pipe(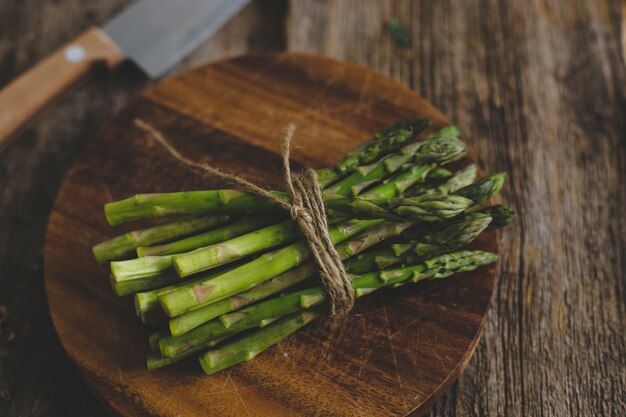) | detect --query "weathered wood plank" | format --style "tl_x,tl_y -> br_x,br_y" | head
287,1 -> 626,416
